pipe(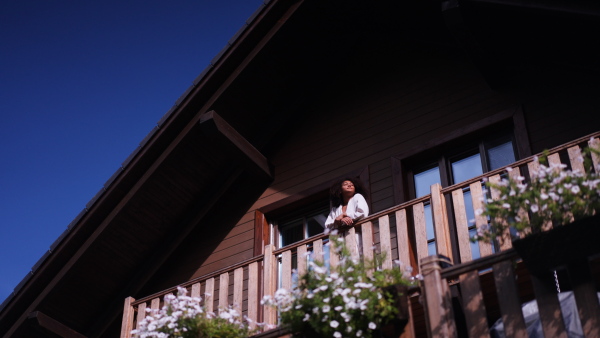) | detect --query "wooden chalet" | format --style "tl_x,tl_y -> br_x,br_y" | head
1,0 -> 600,337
